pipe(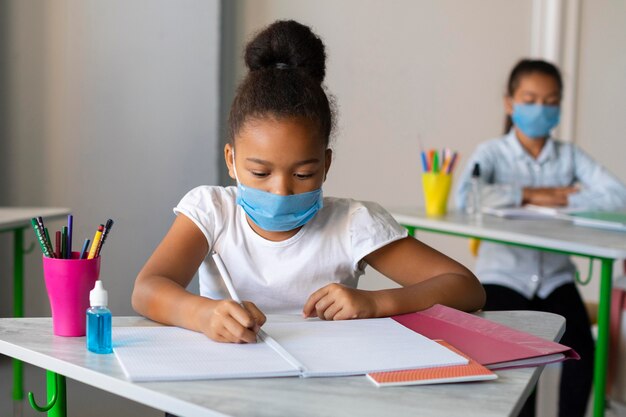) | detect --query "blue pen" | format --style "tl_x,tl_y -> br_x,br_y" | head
67,214 -> 73,258
80,239 -> 91,260
420,151 -> 429,172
